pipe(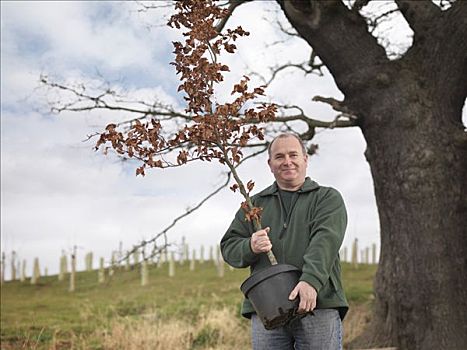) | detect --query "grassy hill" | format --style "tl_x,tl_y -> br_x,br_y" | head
1,261 -> 377,349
